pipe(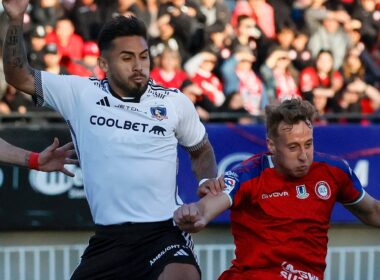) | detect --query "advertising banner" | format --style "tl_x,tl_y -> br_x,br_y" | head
0,123 -> 379,229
